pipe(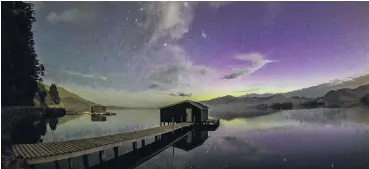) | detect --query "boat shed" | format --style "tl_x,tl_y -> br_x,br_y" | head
160,100 -> 209,124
